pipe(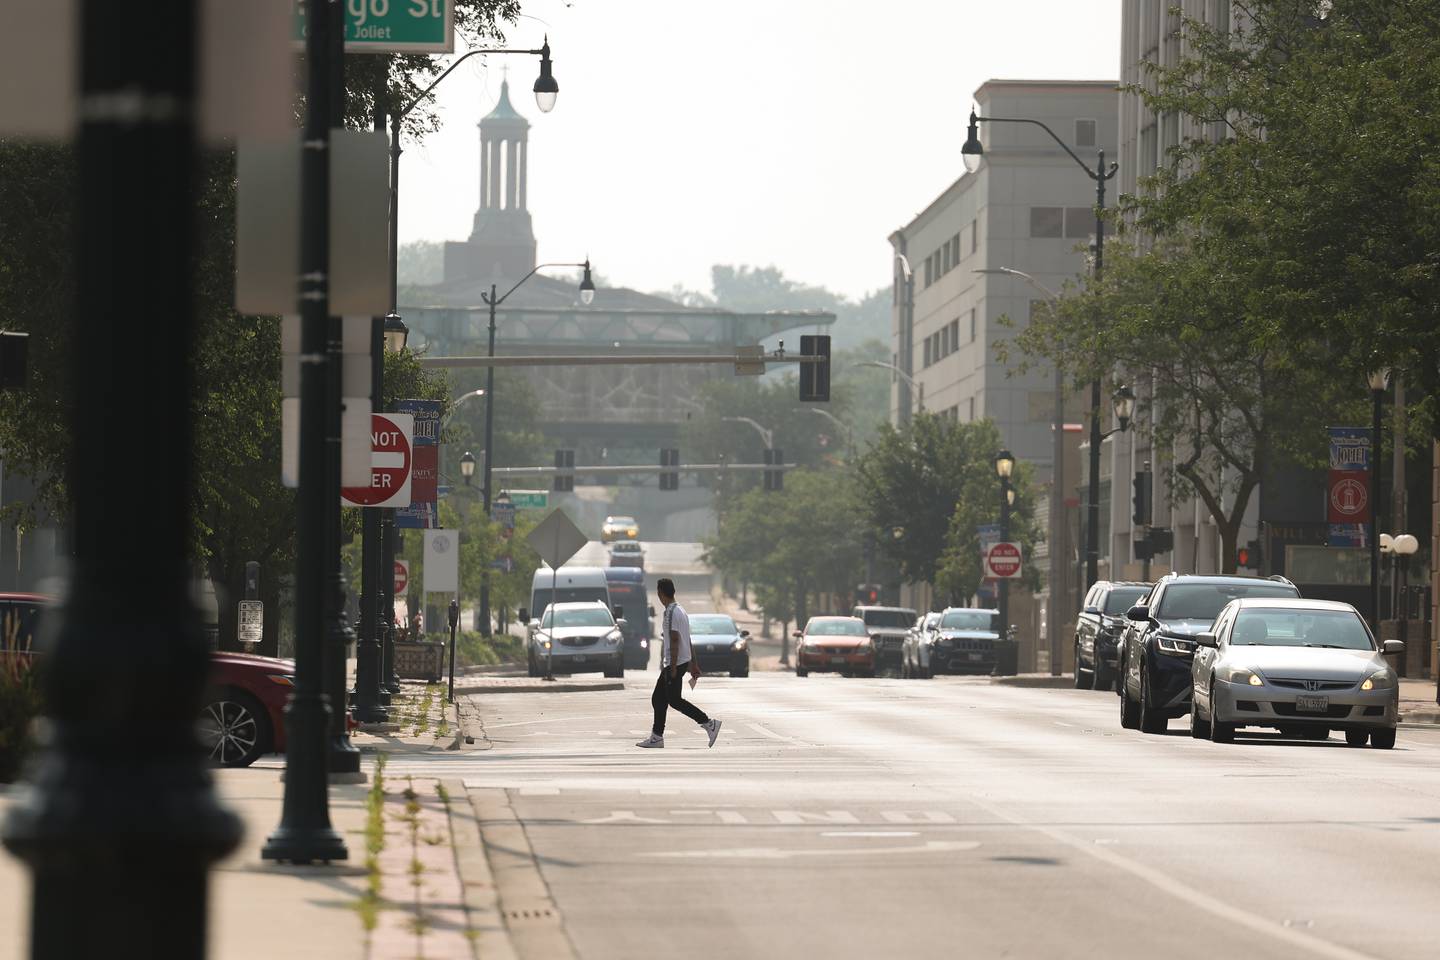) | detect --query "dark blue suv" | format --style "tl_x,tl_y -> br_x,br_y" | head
1118,574 -> 1299,734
